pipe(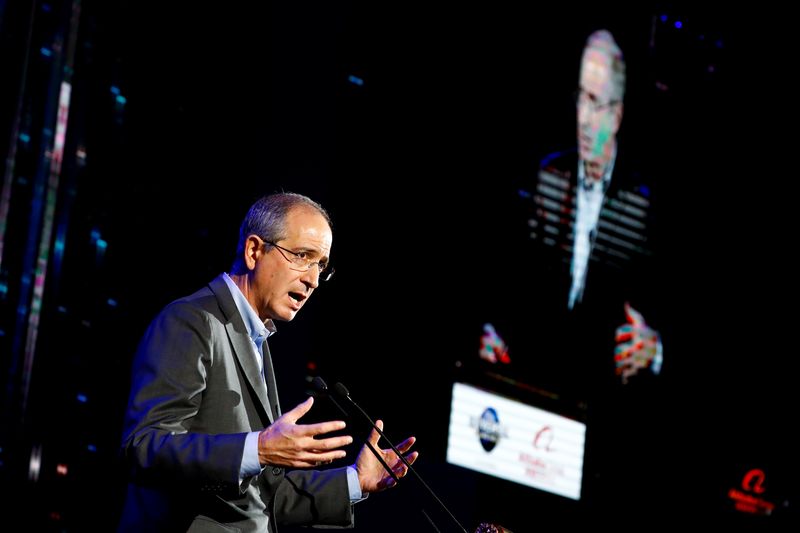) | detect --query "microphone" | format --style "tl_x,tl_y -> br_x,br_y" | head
333,381 -> 468,533
311,377 -> 398,484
